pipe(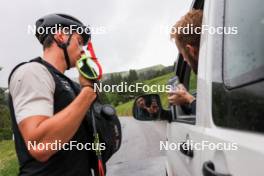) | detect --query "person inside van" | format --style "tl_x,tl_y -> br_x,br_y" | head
168,9 -> 203,115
